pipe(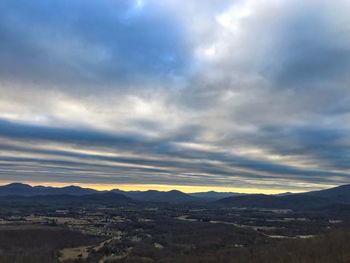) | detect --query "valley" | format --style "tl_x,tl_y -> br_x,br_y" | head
0,183 -> 350,262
